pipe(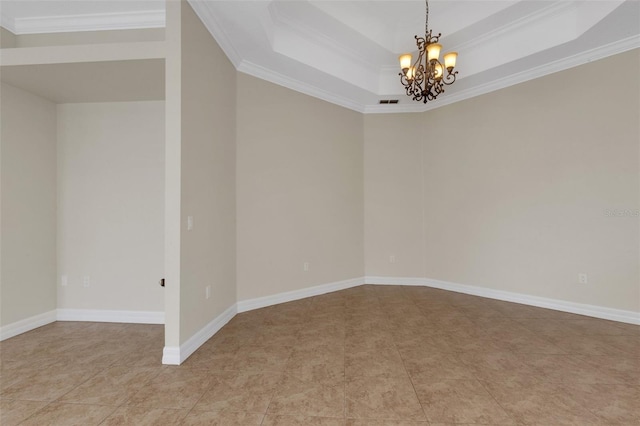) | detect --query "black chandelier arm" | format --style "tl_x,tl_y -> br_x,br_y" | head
442,70 -> 458,86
